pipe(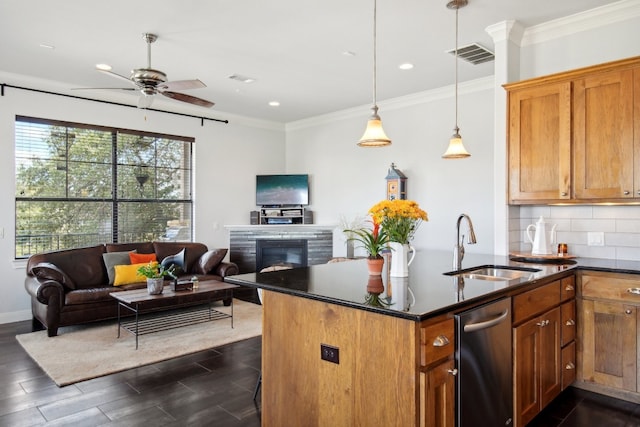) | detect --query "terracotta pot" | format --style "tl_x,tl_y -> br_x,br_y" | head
367,257 -> 384,276
366,275 -> 384,294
